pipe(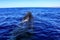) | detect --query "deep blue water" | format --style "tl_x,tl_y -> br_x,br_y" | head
0,8 -> 60,40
